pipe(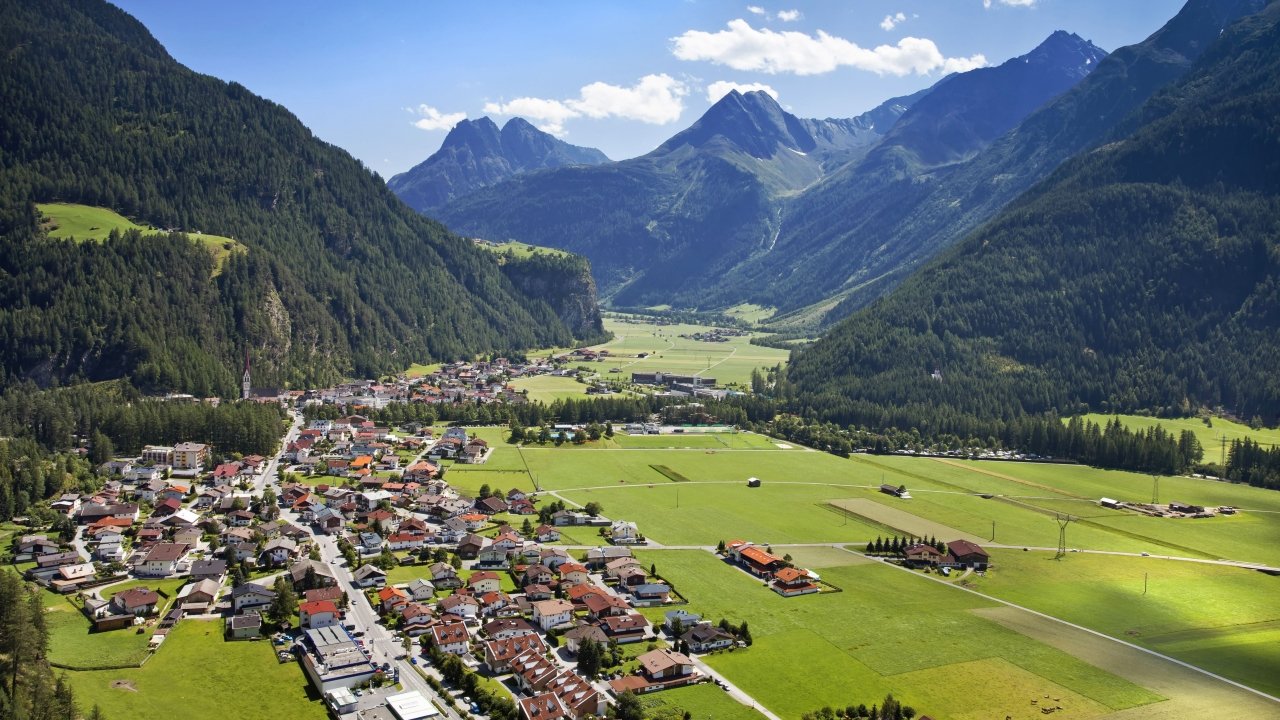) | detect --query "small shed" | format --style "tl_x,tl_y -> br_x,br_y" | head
746,477 -> 761,488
